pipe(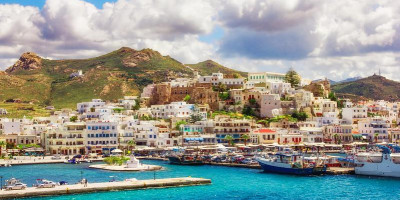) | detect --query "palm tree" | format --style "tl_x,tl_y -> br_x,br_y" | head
0,141 -> 5,156
333,134 -> 338,144
241,134 -> 250,146
127,140 -> 136,155
224,135 -> 234,146
374,133 -> 379,143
